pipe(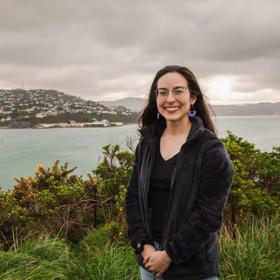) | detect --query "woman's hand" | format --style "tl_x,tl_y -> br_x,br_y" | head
144,250 -> 172,277
141,244 -> 156,259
